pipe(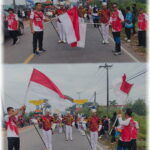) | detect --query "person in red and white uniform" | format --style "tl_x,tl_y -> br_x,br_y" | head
30,3 -> 50,55
100,2 -> 110,44
4,105 -> 26,150
110,3 -> 124,56
6,8 -> 19,45
117,108 -> 136,150
137,8 -> 147,48
88,109 -> 100,150
55,2 -> 67,43
38,109 -> 54,150
64,111 -> 74,141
